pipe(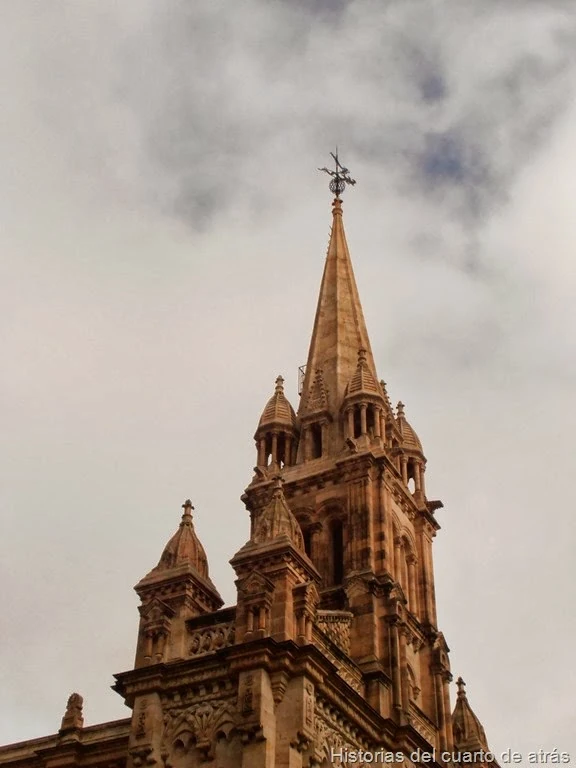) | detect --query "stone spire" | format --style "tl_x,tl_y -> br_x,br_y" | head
251,476 -> 304,551
298,198 -> 378,415
396,400 -> 423,454
452,677 -> 489,752
153,500 -> 211,581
